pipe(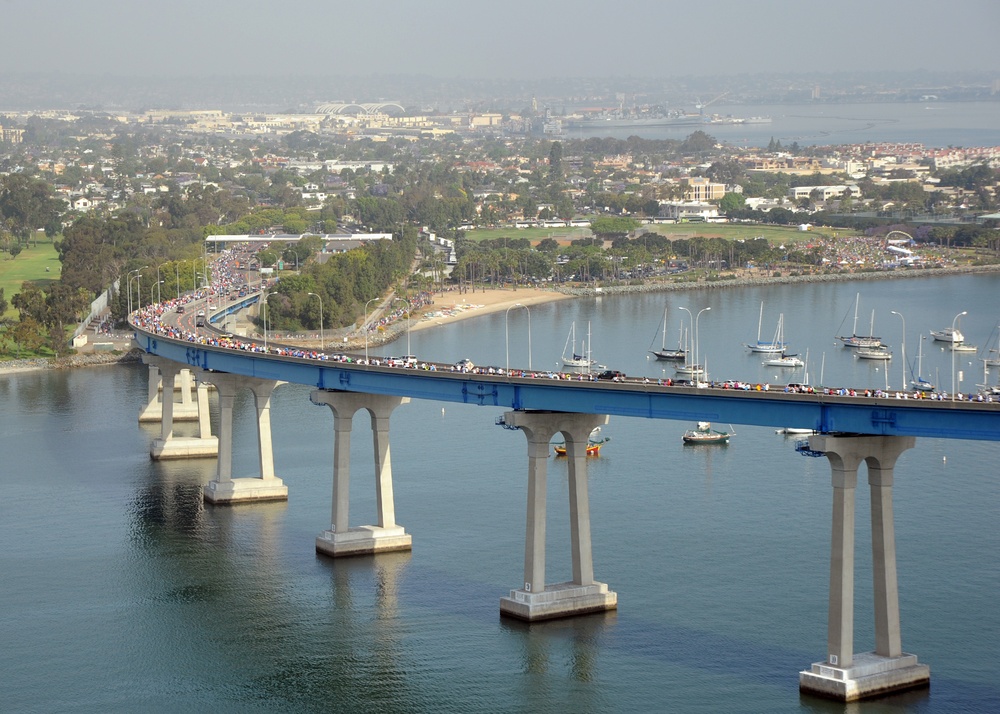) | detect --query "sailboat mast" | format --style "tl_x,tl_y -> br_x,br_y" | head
757,301 -> 764,343
852,292 -> 860,336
